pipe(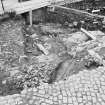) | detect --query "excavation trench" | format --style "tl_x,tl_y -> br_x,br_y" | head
0,7 -> 104,96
